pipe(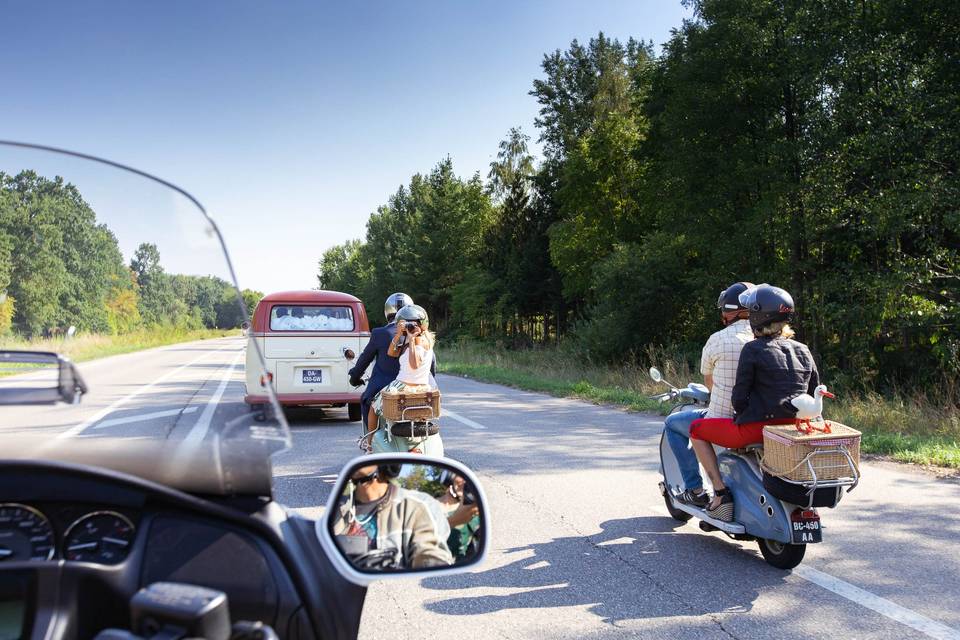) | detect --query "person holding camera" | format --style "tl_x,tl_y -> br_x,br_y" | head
363,304 -> 444,455
437,470 -> 481,561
